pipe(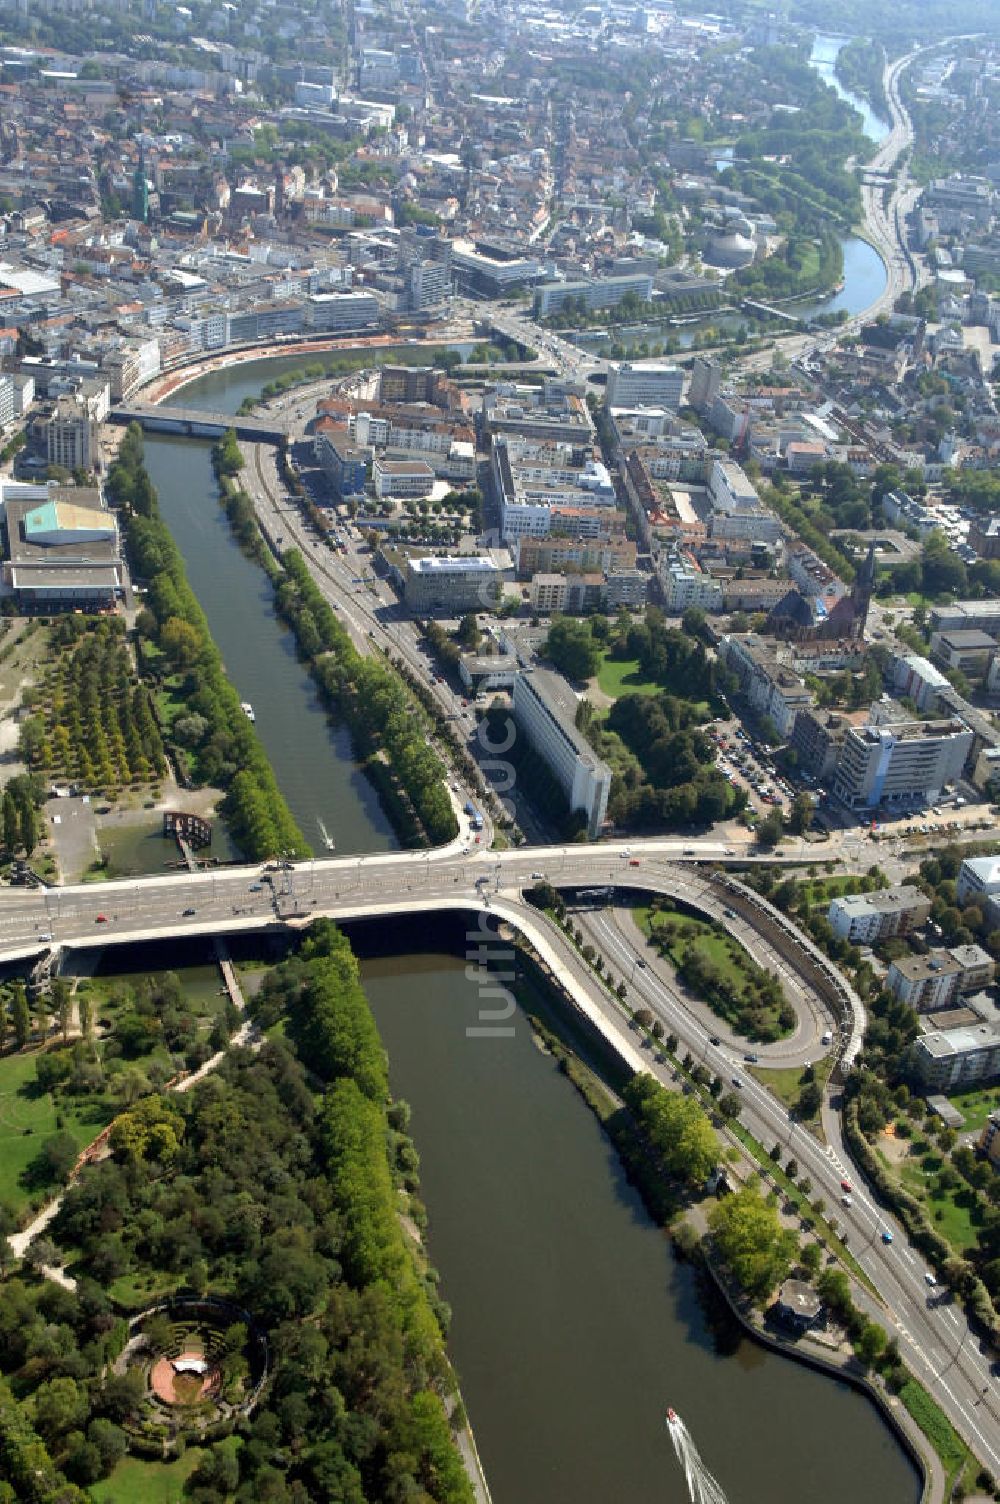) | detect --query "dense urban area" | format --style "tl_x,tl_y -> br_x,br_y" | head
3,0 -> 1000,1501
